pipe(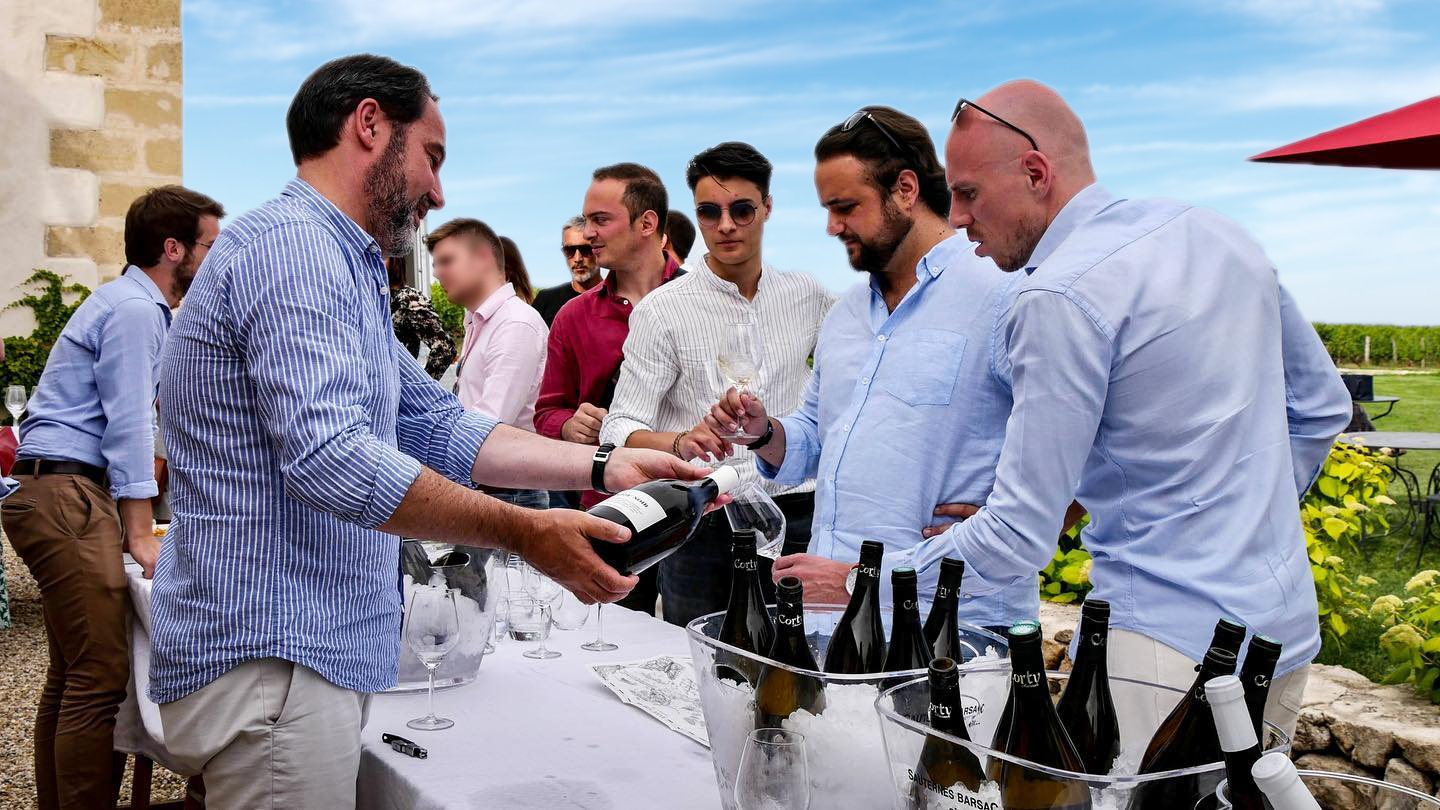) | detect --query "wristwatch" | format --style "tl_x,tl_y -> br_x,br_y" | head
747,418 -> 776,451
844,565 -> 859,596
592,443 -> 617,495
